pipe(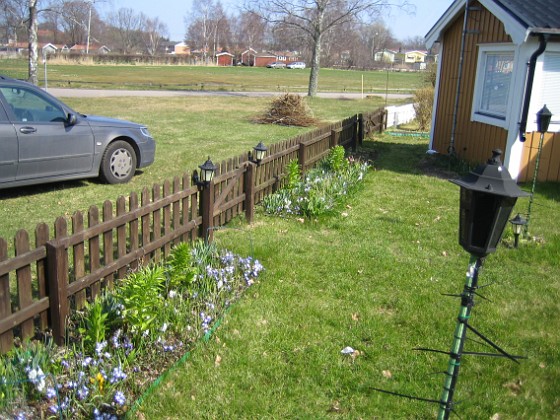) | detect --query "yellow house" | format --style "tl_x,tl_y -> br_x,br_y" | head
404,50 -> 427,63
